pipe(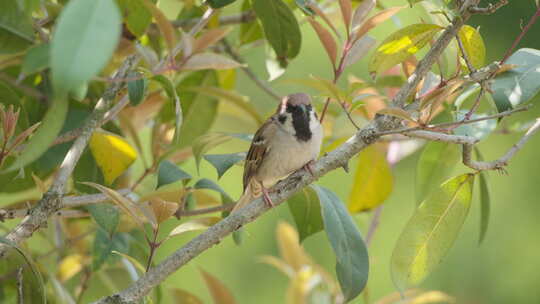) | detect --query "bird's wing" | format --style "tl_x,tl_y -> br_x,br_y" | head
242,117 -> 277,191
